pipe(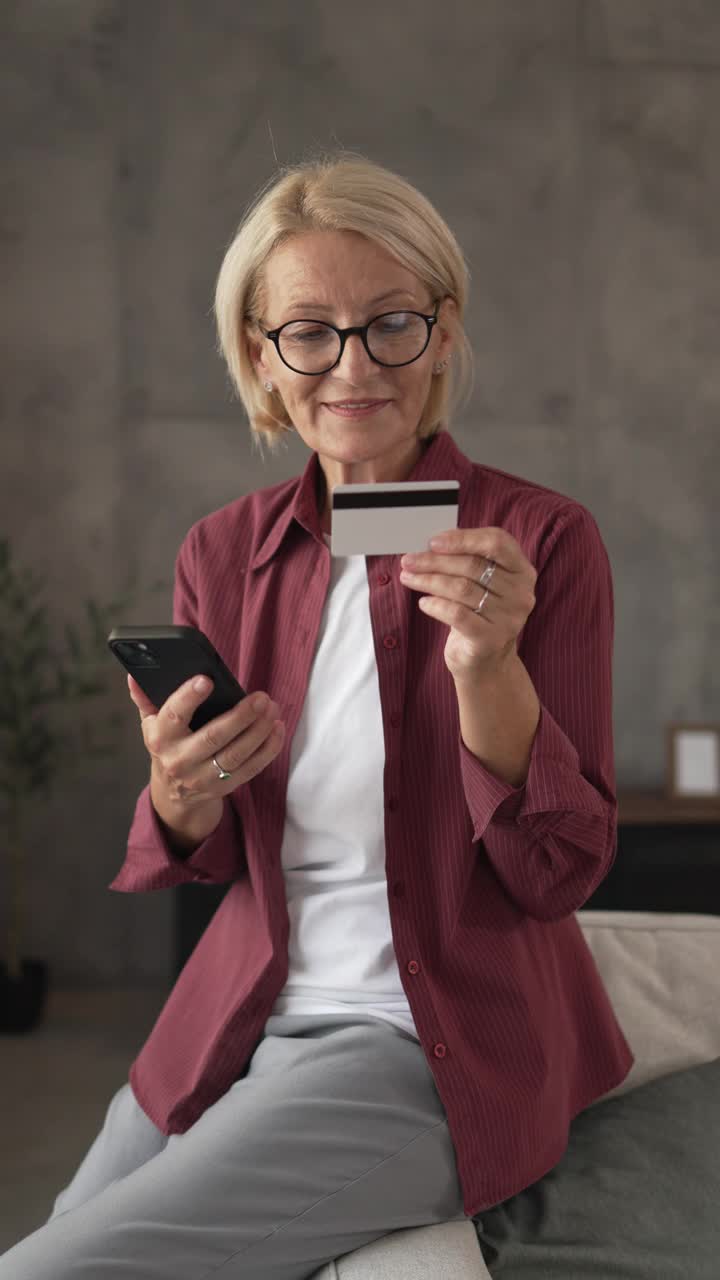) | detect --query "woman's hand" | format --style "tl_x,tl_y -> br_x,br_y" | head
128,674 -> 285,805
399,526 -> 538,680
